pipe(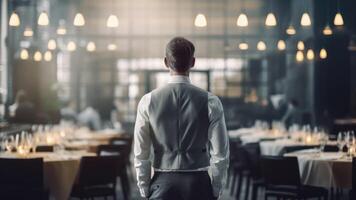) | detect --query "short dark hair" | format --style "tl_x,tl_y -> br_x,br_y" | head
165,37 -> 195,72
